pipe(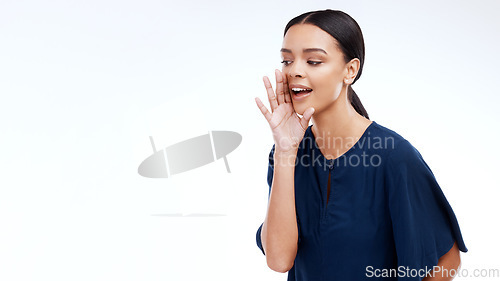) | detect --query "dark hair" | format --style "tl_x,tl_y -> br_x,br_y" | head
284,9 -> 369,120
